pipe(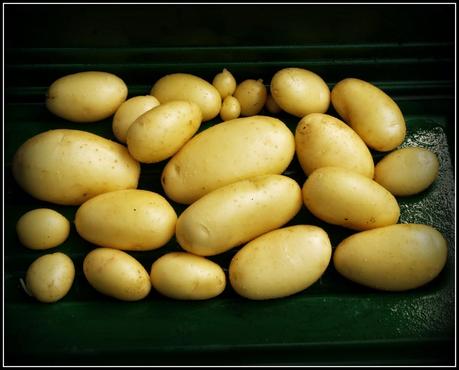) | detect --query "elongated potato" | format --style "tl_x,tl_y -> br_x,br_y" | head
302,166 -> 400,231
229,225 -> 332,300
126,100 -> 202,163
295,113 -> 374,178
75,189 -> 177,251
374,147 -> 439,196
12,129 -> 140,205
333,224 -> 448,291
46,71 -> 128,122
331,78 -> 406,152
150,73 -> 221,121
176,175 -> 302,256
161,116 -> 295,204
